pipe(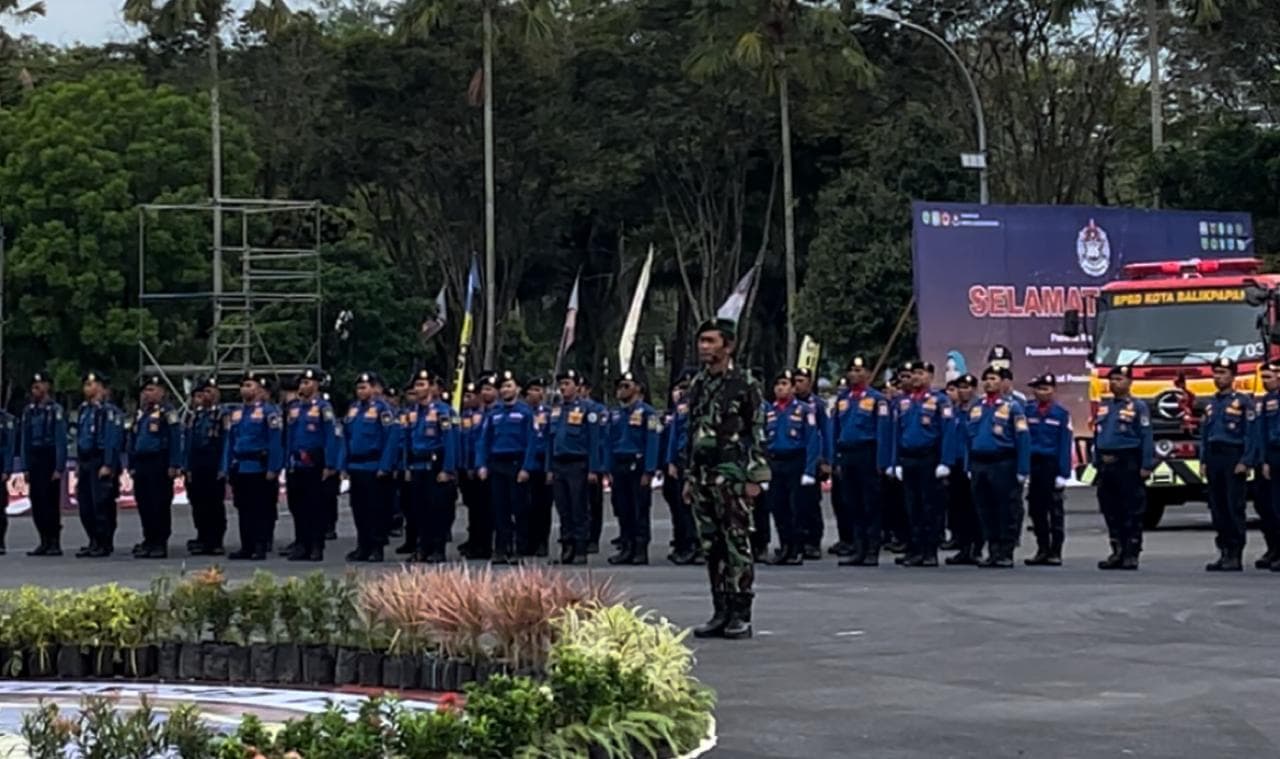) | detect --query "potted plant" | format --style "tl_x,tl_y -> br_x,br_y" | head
201,576 -> 237,682
231,571 -> 276,684
274,577 -> 306,684
331,573 -> 362,686
12,588 -> 57,678
53,590 -> 94,679
298,573 -> 336,686
169,568 -> 223,680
